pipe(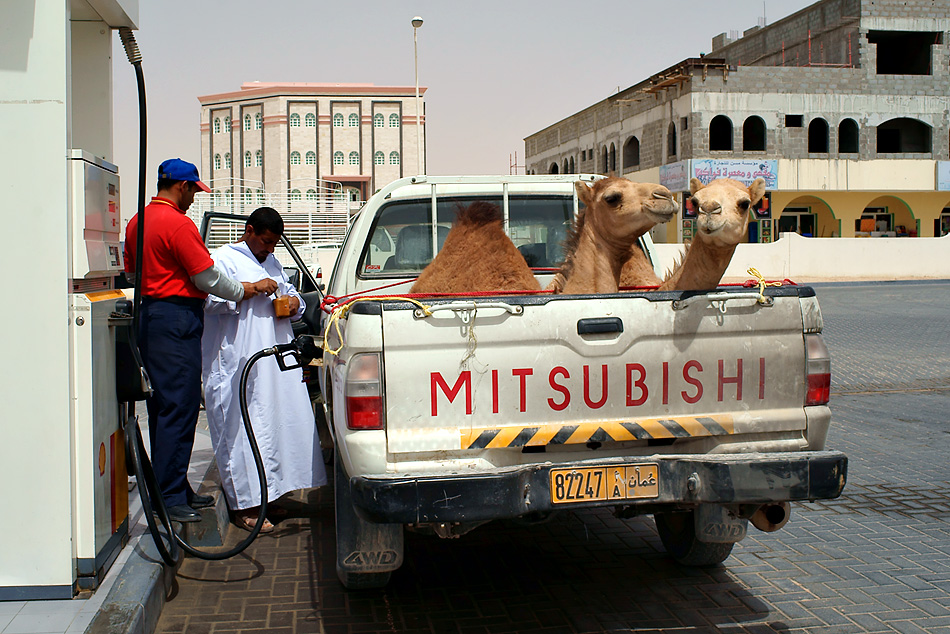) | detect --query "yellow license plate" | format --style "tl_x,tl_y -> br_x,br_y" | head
550,464 -> 659,505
